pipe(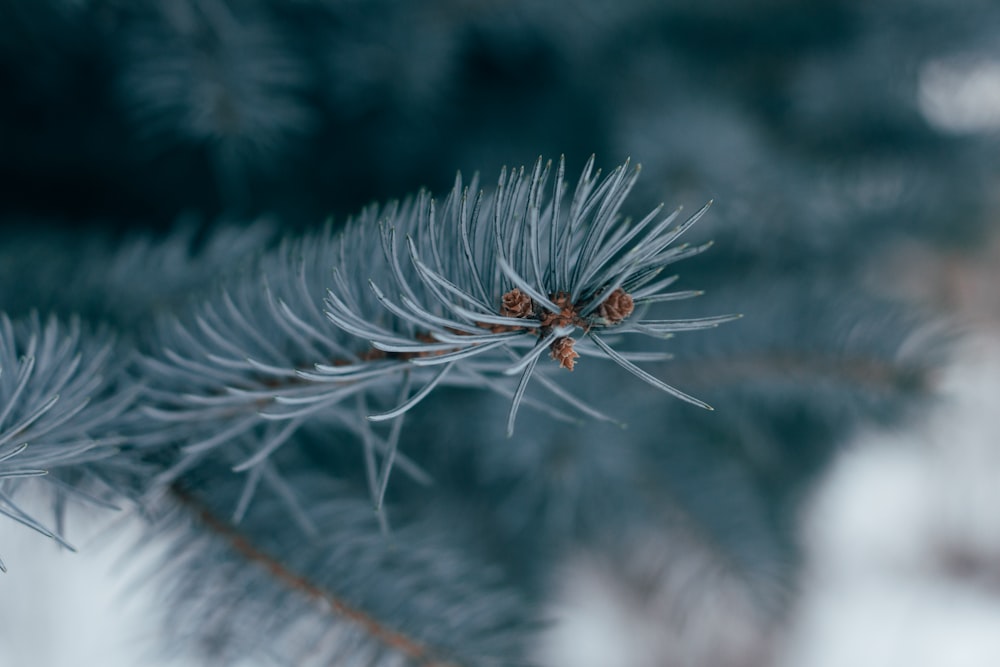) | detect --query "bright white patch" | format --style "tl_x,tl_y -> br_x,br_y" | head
778,335 -> 1000,667
919,57 -> 1000,133
0,493 -> 190,667
535,539 -> 774,667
